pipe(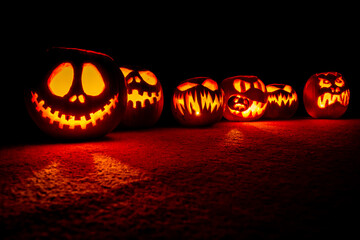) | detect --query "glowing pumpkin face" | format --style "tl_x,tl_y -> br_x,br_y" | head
171,77 -> 223,126
303,72 -> 350,118
120,67 -> 164,127
25,47 -> 127,139
263,83 -> 298,119
221,76 -> 268,121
